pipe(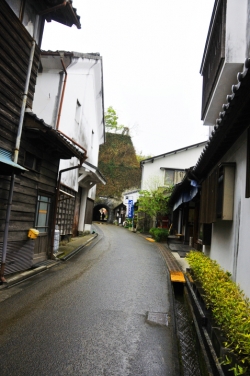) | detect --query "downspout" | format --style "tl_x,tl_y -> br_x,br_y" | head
1,40 -> 36,283
56,52 -> 68,130
50,53 -> 88,258
50,158 -> 86,259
